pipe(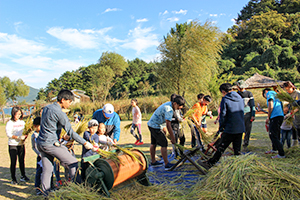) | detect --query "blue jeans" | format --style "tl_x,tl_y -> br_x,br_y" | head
281,129 -> 292,148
